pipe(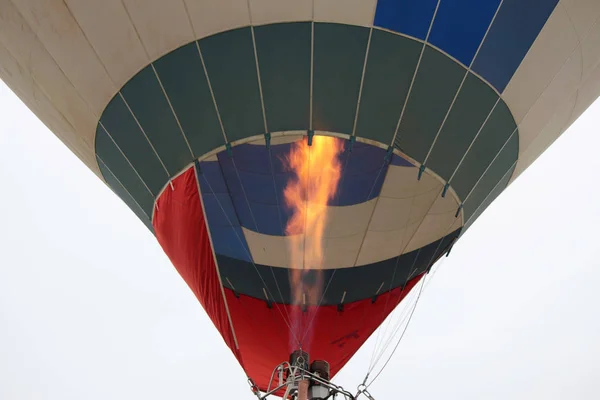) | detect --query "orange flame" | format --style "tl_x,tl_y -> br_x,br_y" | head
282,135 -> 344,345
